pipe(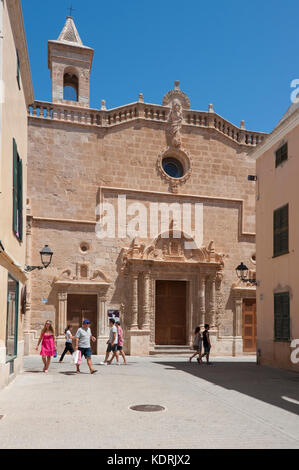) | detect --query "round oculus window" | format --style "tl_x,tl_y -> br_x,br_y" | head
162,157 -> 184,178
80,242 -> 90,253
